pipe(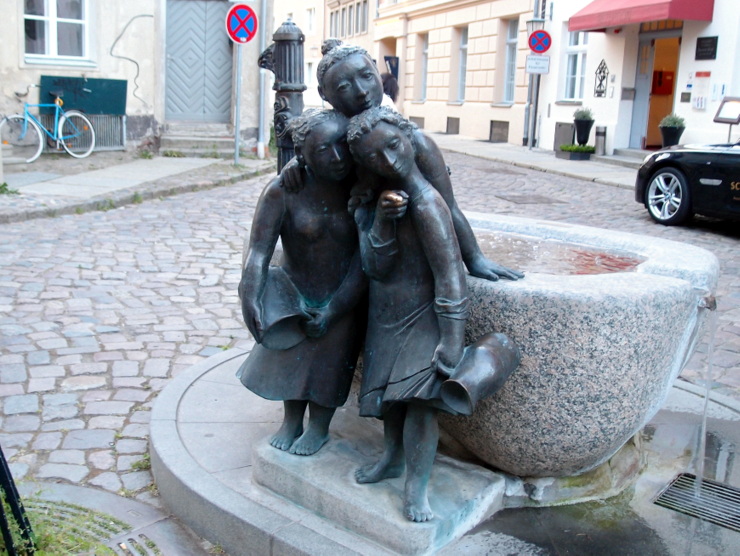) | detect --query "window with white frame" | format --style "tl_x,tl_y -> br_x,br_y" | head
457,27 -> 468,101
361,1 -> 368,33
348,5 -> 354,36
503,18 -> 519,102
306,8 -> 315,34
564,31 -> 588,100
418,33 -> 429,101
330,12 -> 337,37
24,0 -> 88,60
341,8 -> 346,37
